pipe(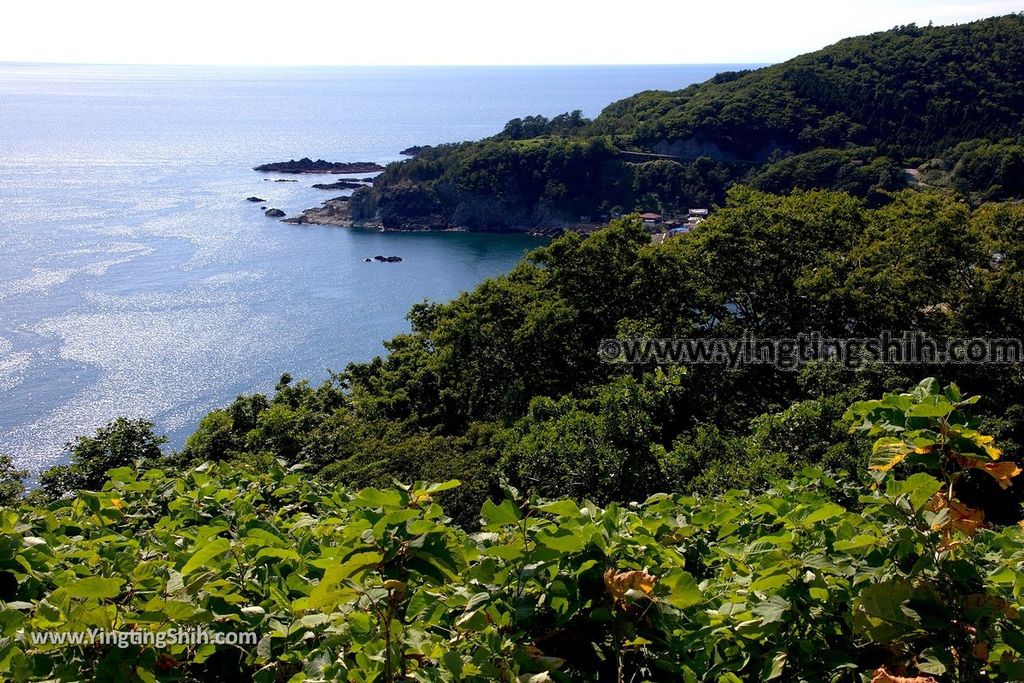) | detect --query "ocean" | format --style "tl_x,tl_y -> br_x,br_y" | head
0,63 -> 748,471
